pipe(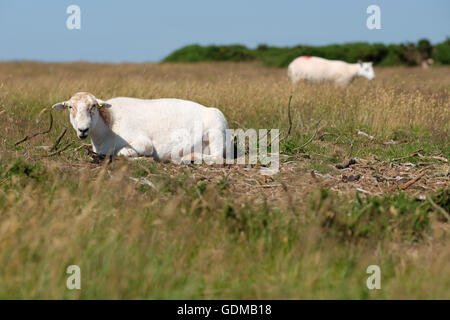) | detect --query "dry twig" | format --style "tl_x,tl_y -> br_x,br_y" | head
277,95 -> 293,144
396,171 -> 427,191
287,95 -> 293,136
431,155 -> 448,163
130,177 -> 156,190
391,149 -> 424,162
294,118 -> 322,152
42,142 -> 73,157
357,130 -> 374,140
50,128 -> 67,151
